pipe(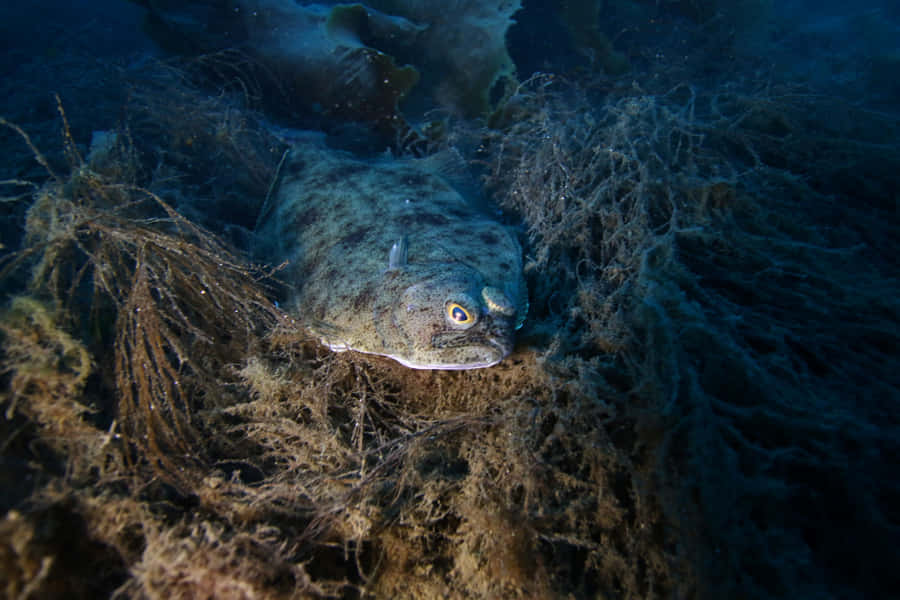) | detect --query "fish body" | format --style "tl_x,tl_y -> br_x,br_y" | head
255,139 -> 527,369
